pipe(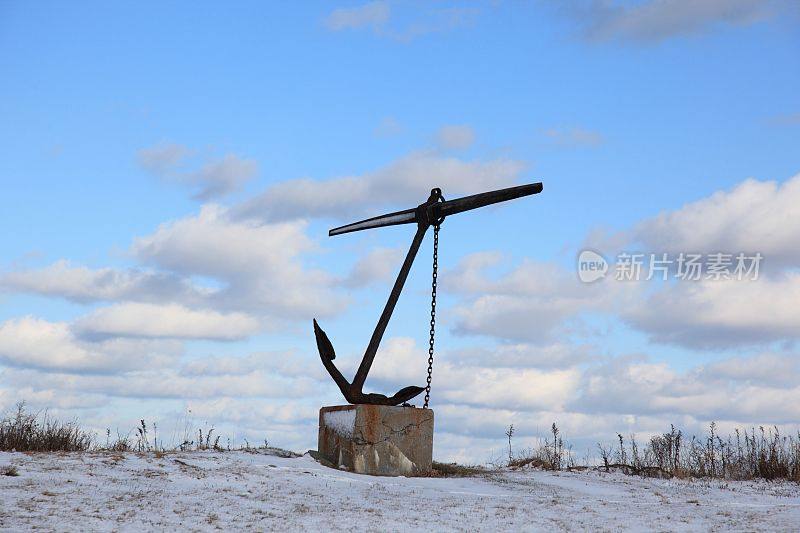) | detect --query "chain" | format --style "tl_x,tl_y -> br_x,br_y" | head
423,223 -> 440,409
